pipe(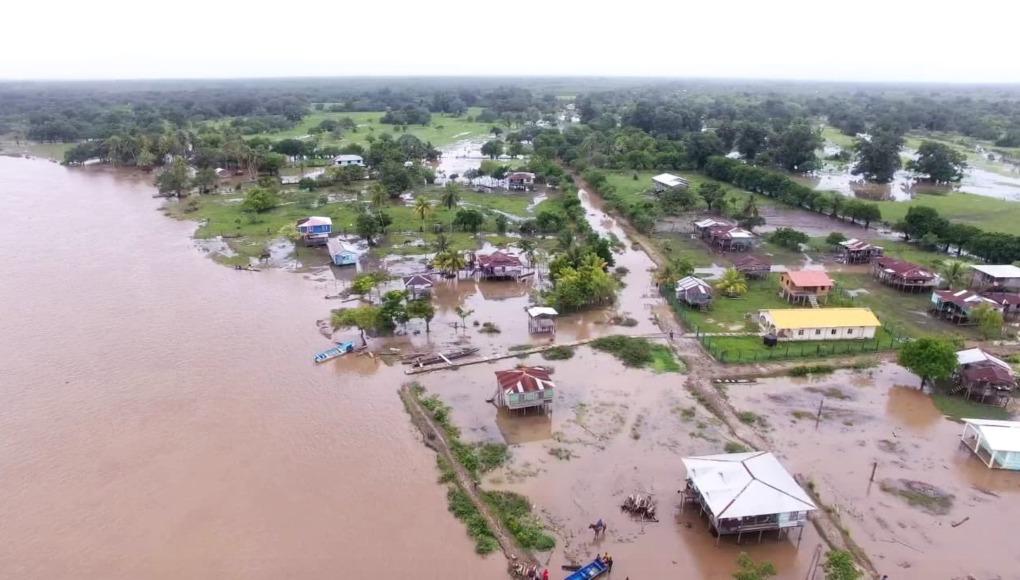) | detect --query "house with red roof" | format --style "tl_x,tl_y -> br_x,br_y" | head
872,257 -> 936,293
836,238 -> 884,264
779,270 -> 833,305
930,289 -> 1003,324
953,348 -> 1016,407
492,366 -> 555,414
473,250 -> 524,280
